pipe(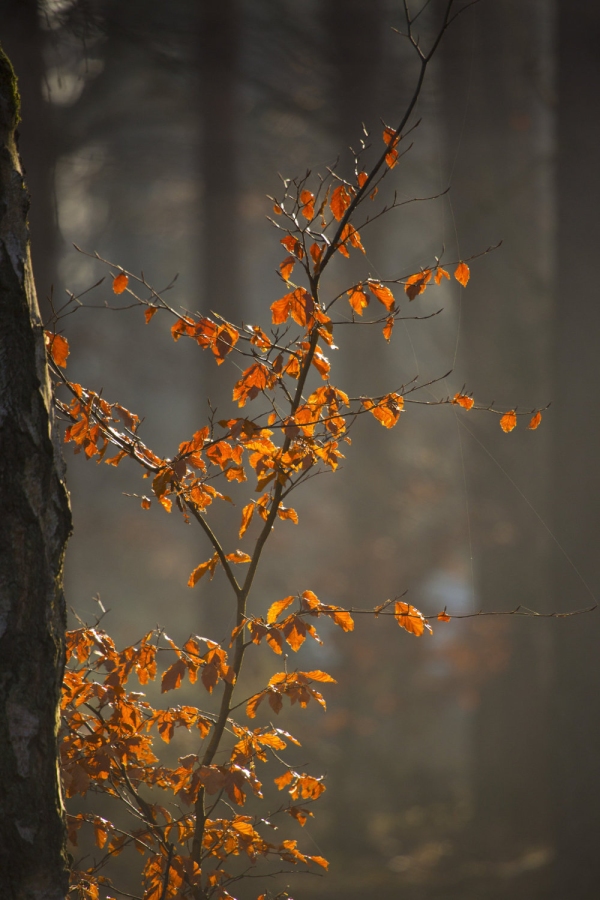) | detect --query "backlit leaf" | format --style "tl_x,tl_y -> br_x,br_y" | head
226,550 -> 252,564
112,273 -> 128,294
280,255 -> 295,281
347,286 -> 369,316
528,411 -> 542,430
438,611 -> 451,622
300,189 -> 315,220
188,553 -> 219,587
454,261 -> 470,287
367,280 -> 395,311
453,393 -> 474,410
405,269 -> 432,301
500,410 -> 517,432
330,184 -> 353,221
239,502 -> 255,538
144,306 -> 158,323
267,596 -> 295,624
161,659 -> 187,693
44,332 -> 70,368
394,601 -> 432,637
383,316 -> 394,342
